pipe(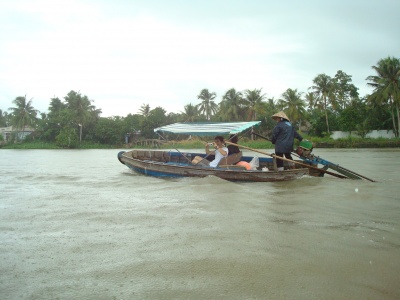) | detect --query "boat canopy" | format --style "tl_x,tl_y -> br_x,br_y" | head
154,121 -> 261,136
